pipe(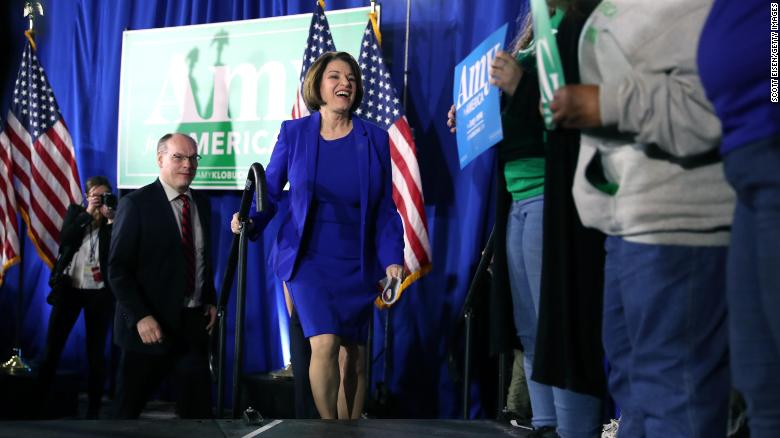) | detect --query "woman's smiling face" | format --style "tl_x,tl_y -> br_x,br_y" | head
319,59 -> 357,114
